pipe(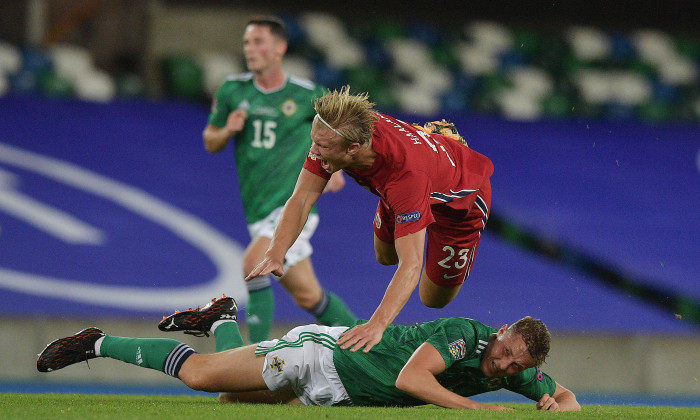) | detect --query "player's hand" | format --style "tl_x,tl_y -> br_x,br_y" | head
323,171 -> 345,193
245,255 -> 284,281
226,109 -> 248,134
337,321 -> 386,353
536,393 -> 560,411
